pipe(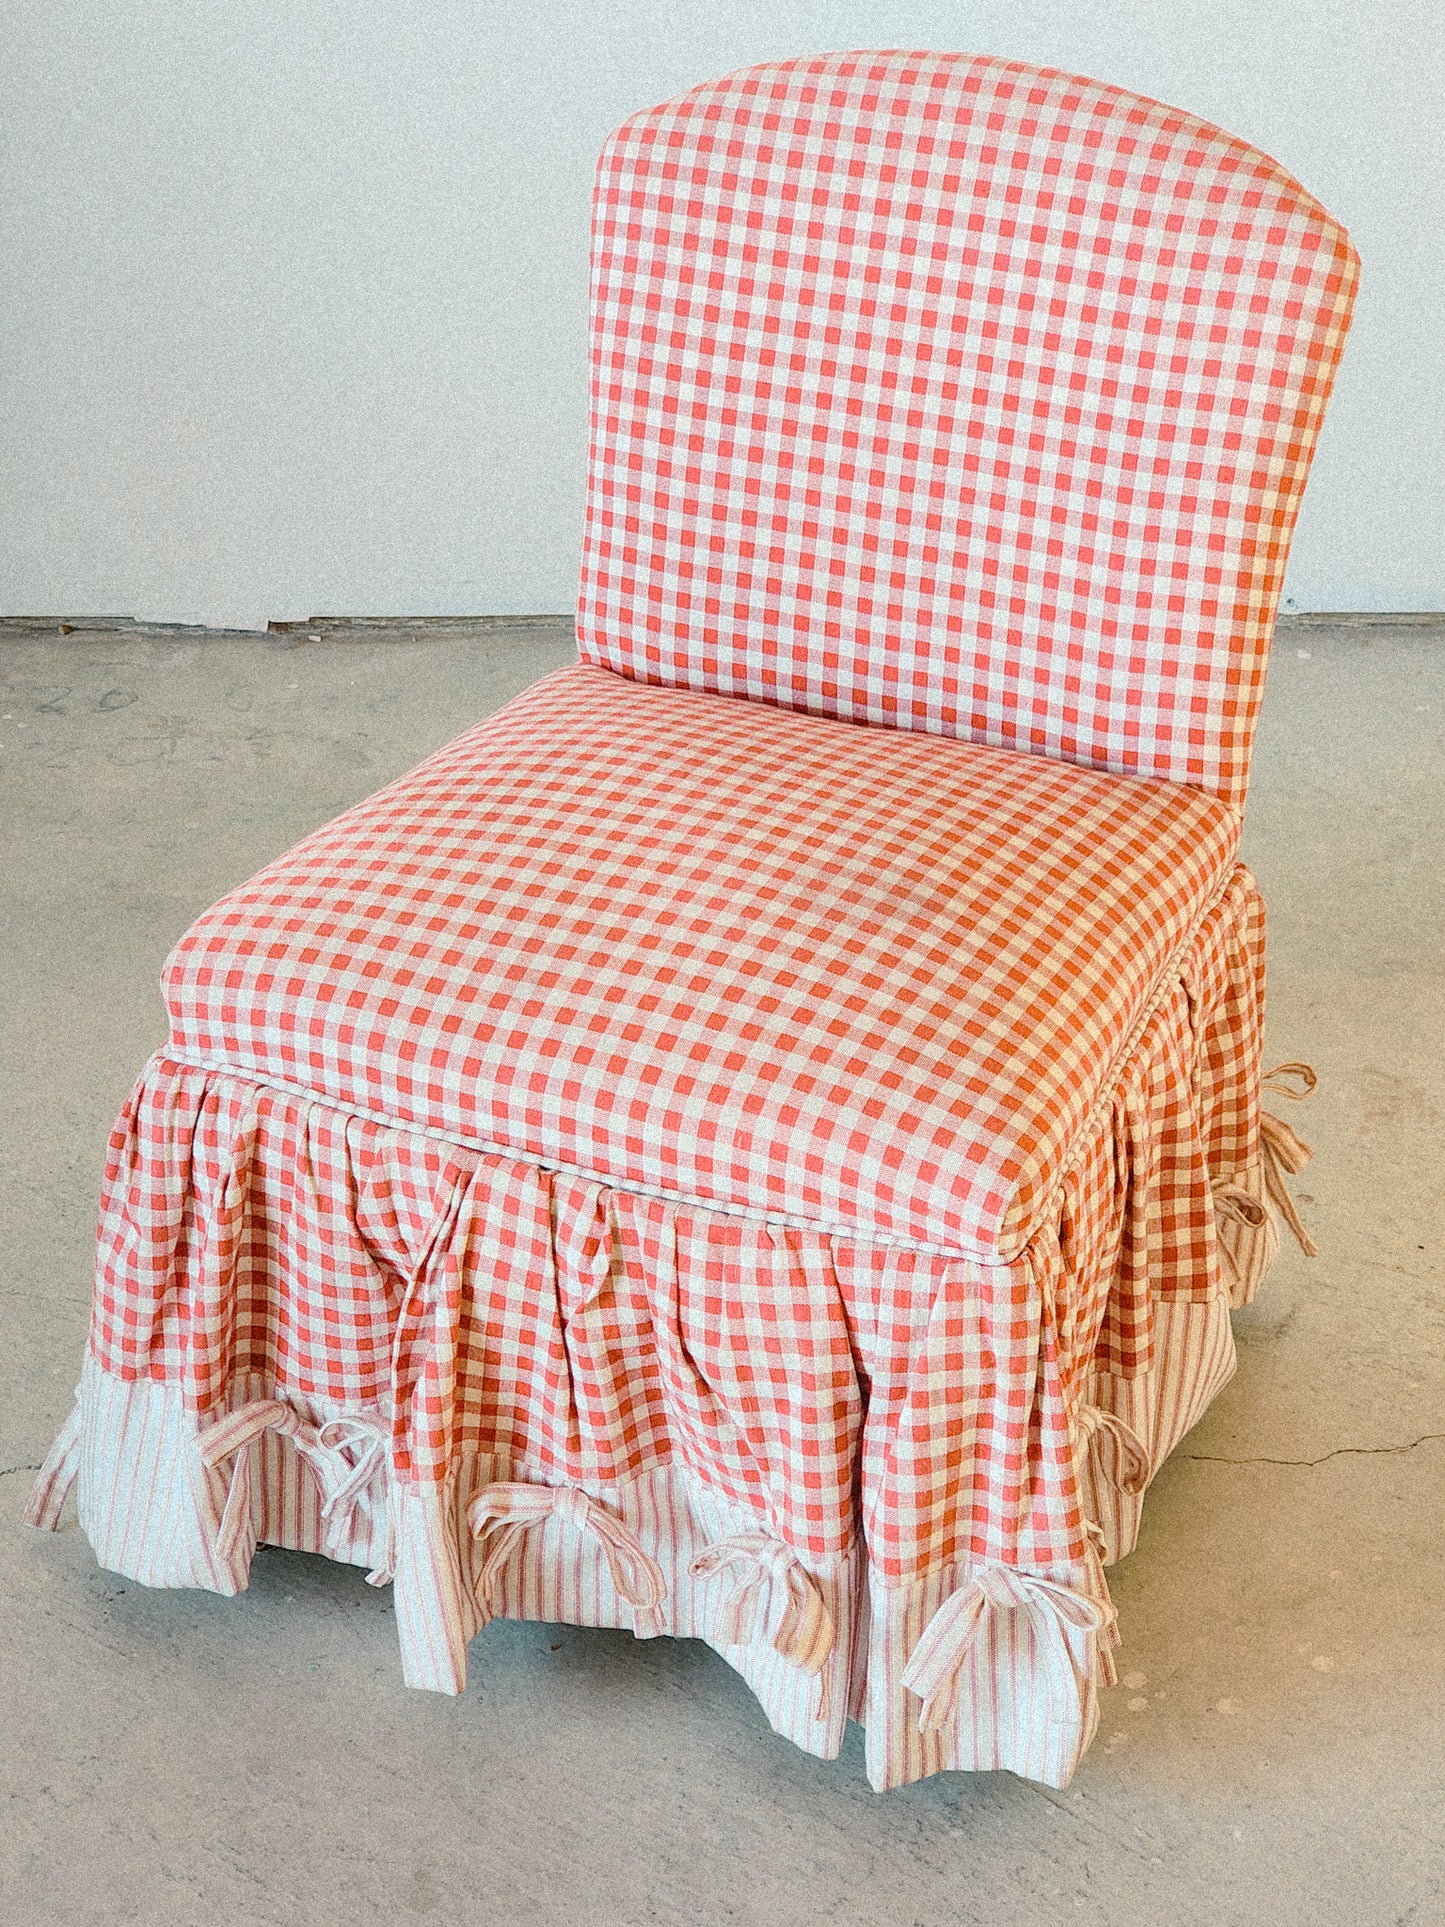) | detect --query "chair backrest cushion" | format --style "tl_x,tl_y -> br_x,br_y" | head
576,51 -> 1357,809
